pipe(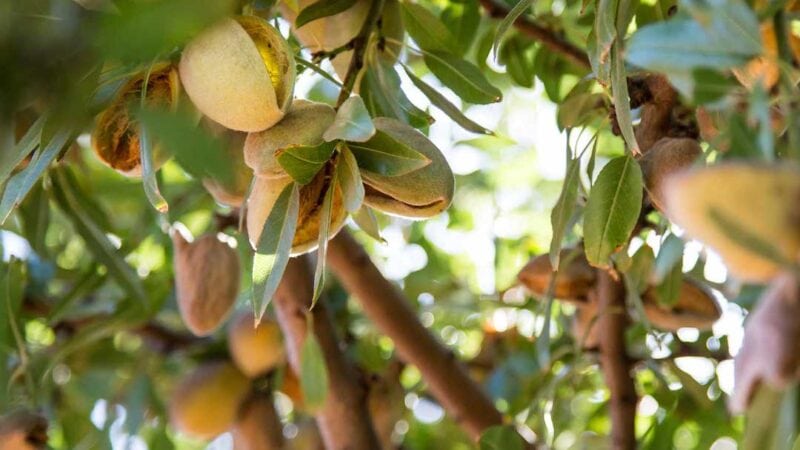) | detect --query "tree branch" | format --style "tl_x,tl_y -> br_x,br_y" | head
327,231 -> 506,442
273,256 -> 381,450
336,0 -> 386,107
594,269 -> 637,450
479,0 -> 591,69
